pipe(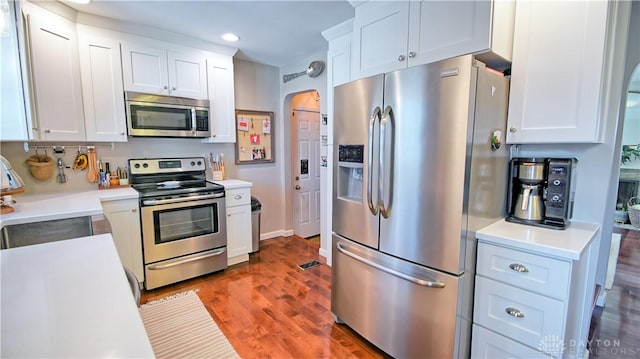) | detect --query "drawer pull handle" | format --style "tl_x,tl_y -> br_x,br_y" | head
505,307 -> 525,318
509,263 -> 529,273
